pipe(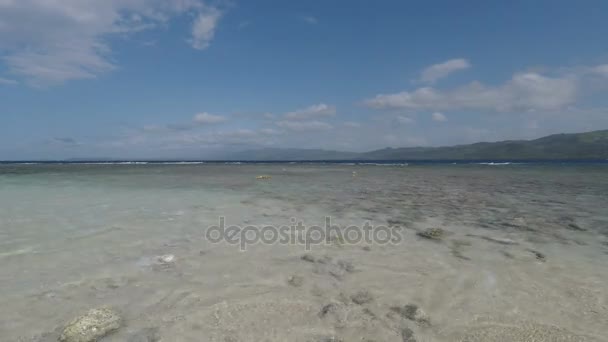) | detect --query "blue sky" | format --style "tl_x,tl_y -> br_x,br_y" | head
1,0 -> 608,159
